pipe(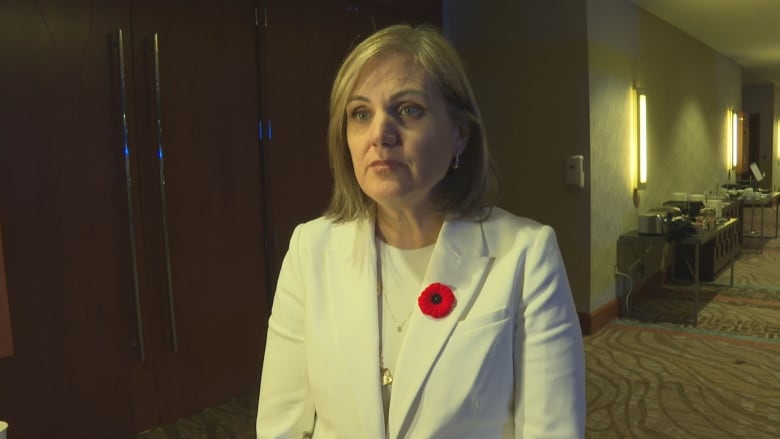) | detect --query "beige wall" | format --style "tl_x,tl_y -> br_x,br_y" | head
772,86 -> 780,191
742,84 -> 778,190
444,0 -> 592,312
445,0 -> 744,314
776,87 -> 780,192
587,0 -> 742,311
